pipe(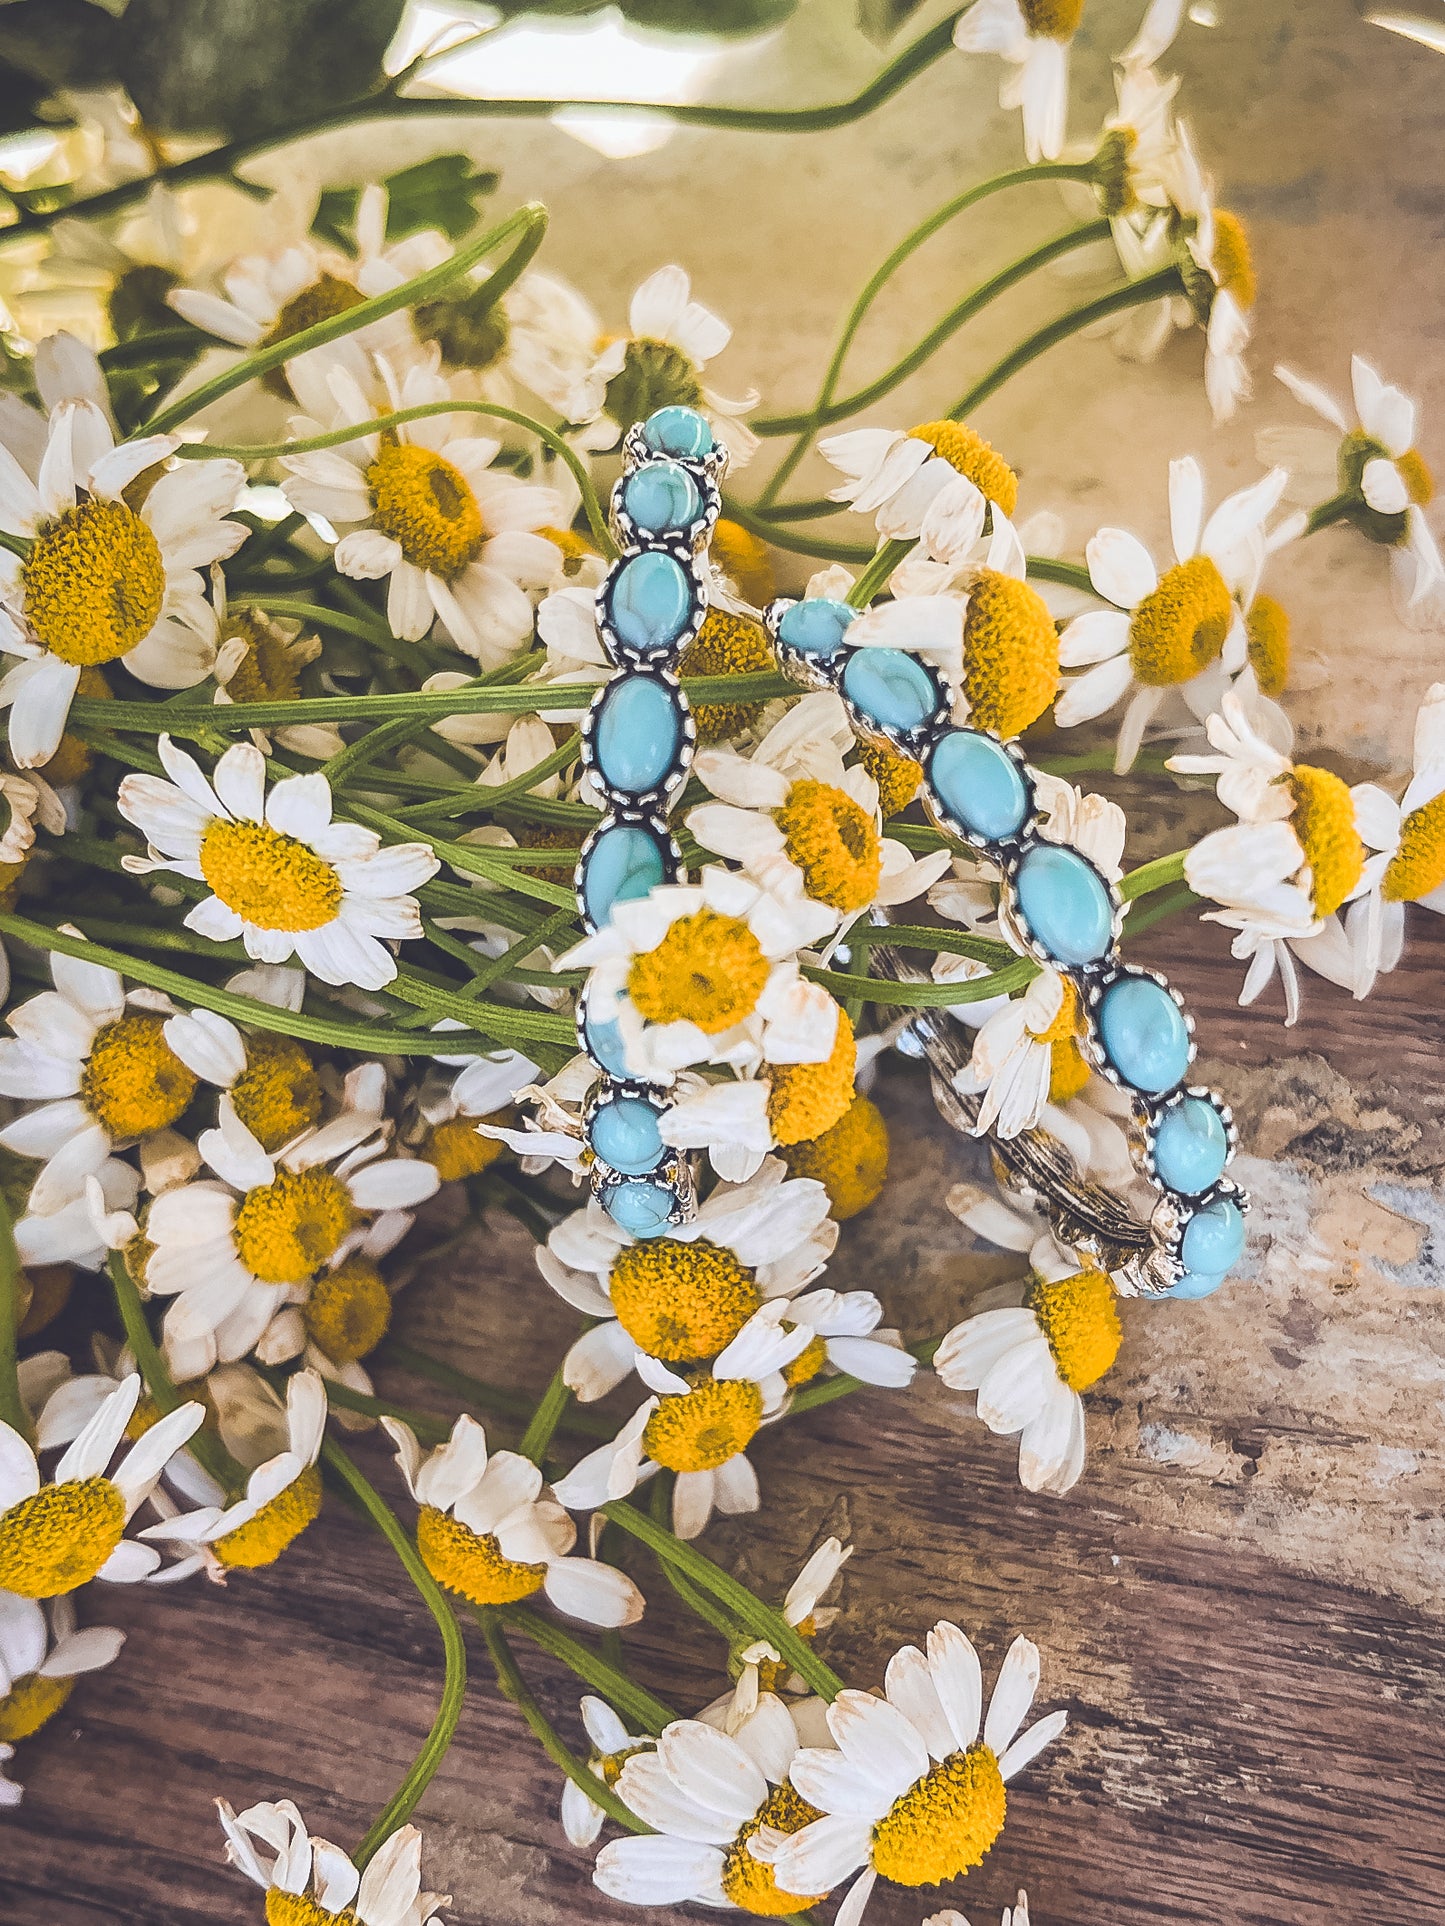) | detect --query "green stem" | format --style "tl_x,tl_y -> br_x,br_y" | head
845,538 -> 913,607
186,401 -> 617,560
718,495 -> 875,565
603,1500 -> 844,1703
758,168 -> 1098,503
395,735 -> 581,826
477,1610 -> 648,1834
147,204 -> 549,434
646,1477 -> 747,1639
1118,848 -> 1187,901
67,671 -> 796,735
1303,491 -> 1355,535
948,266 -> 1184,420
0,1194 -> 32,1446
108,1253 -> 246,1492
757,215 -> 1110,440
502,1605 -> 676,1736
324,1437 -> 468,1866
4,11 -> 971,243
1026,555 -> 1095,593
519,1362 -> 573,1466
804,957 -> 1036,1007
